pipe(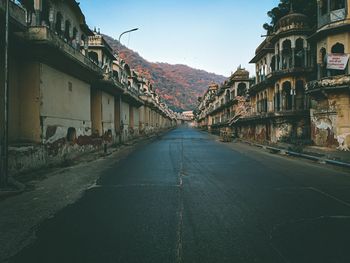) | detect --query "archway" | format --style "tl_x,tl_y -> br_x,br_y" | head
88,51 -> 99,64
295,38 -> 305,67
282,81 -> 292,111
282,39 -> 292,70
237,83 -> 247,97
